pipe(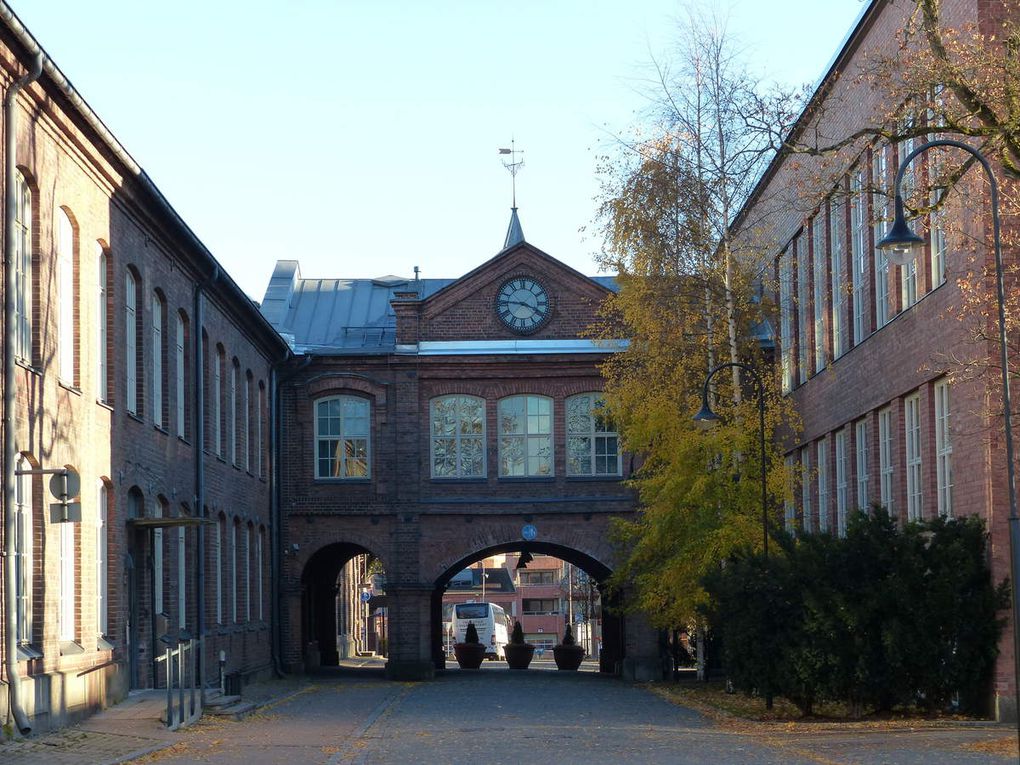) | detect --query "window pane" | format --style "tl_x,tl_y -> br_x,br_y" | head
432,438 -> 457,477
568,436 -> 591,475
461,436 -> 484,477
567,395 -> 592,435
500,436 -> 525,476
459,397 -> 484,435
